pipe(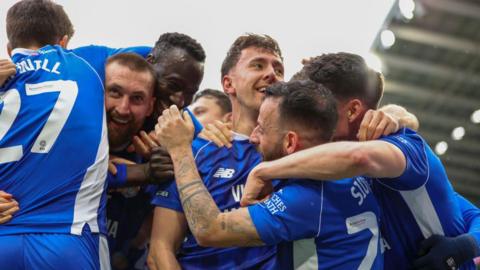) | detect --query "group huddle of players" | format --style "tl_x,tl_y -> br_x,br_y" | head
0,0 -> 479,270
